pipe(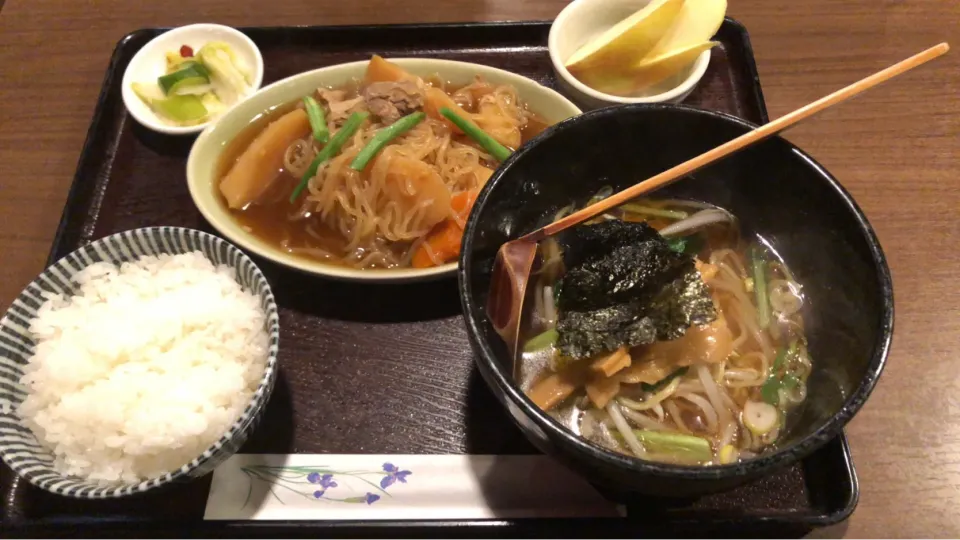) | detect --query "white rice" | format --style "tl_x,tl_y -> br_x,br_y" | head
18,251 -> 268,485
